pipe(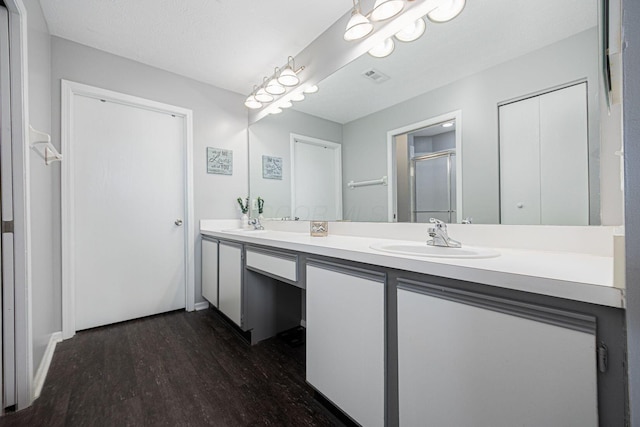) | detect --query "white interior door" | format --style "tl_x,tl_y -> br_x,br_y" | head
0,5 -> 15,408
291,136 -> 342,221
72,93 -> 187,331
